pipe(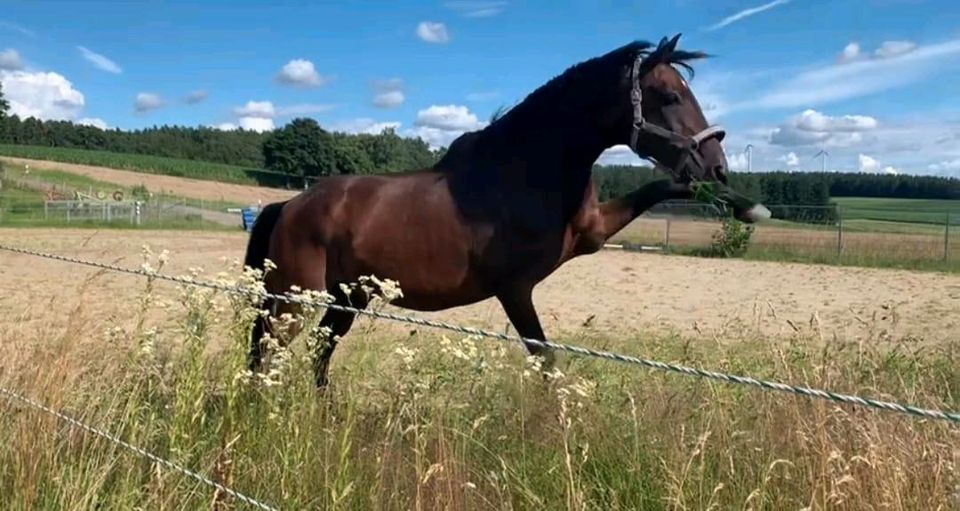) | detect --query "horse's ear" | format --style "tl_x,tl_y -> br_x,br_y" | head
666,33 -> 681,52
